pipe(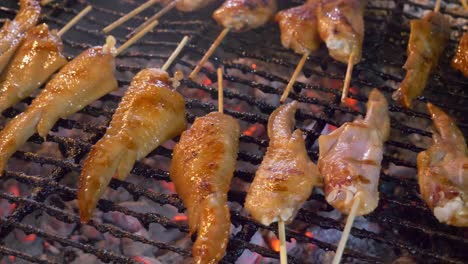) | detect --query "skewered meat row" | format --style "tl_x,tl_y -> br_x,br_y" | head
318,89 -> 389,215
392,11 -> 450,108
275,0 -> 321,55
452,33 -> 468,77
245,102 -> 321,226
170,112 -> 239,264
0,0 -> 41,73
79,68 -> 187,223
417,104 -> 468,227
317,0 -> 367,64
0,23 -> 67,113
213,0 -> 278,32
0,40 -> 118,175
161,0 -> 216,12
